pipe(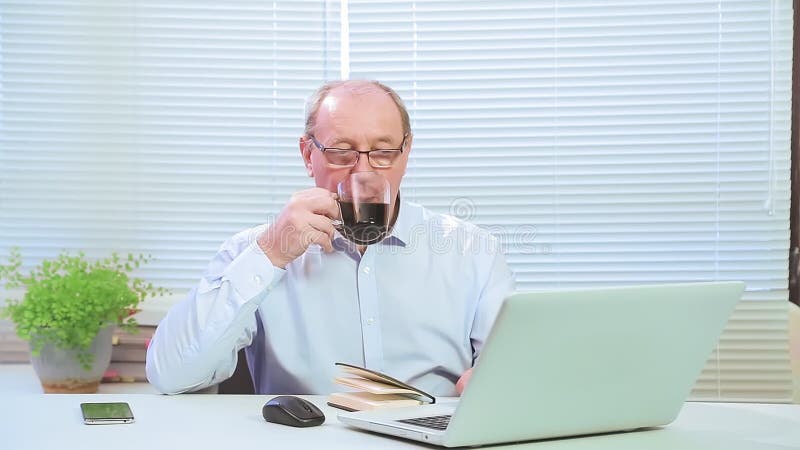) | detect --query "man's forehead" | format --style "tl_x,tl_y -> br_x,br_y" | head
324,84 -> 393,105
318,86 -> 402,126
